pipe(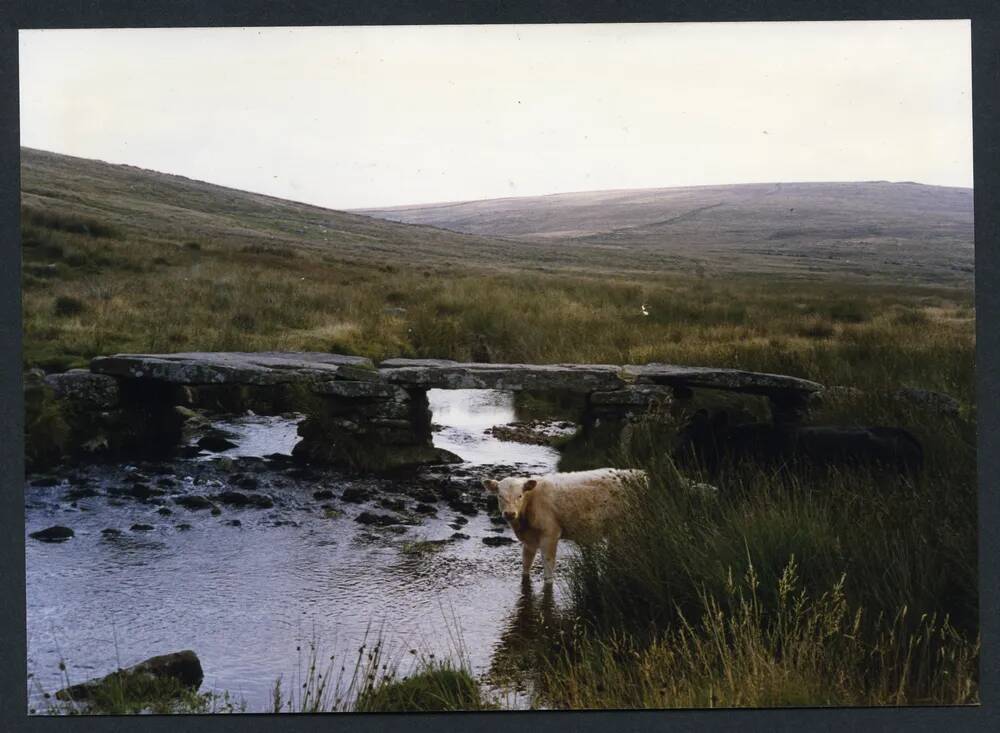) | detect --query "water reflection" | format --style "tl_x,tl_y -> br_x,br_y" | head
429,390 -> 561,470
487,580 -> 568,701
